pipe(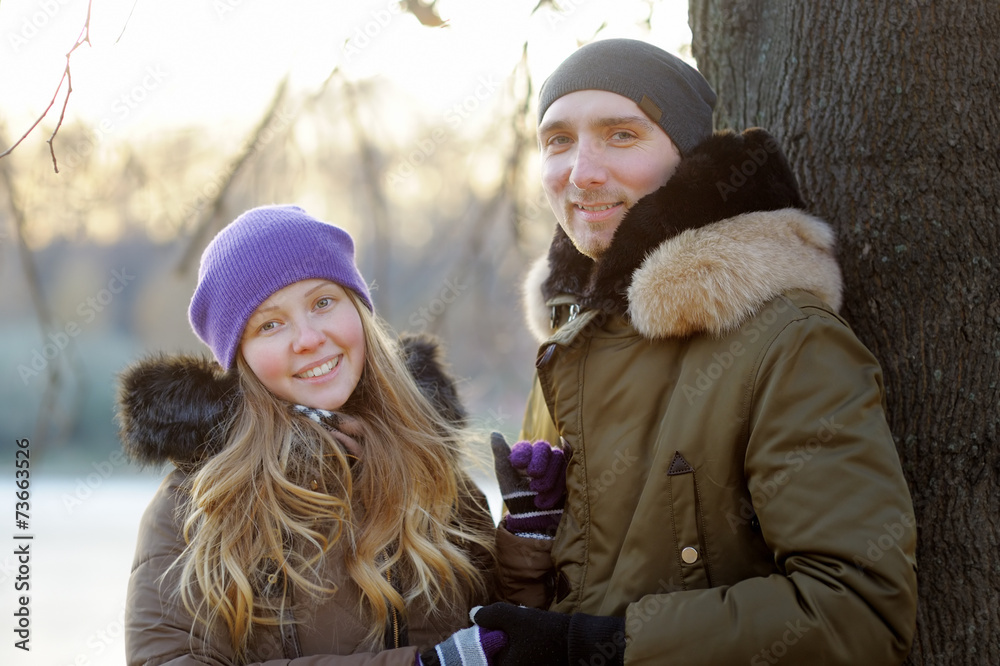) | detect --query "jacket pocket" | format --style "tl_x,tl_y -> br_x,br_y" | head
666,451 -> 711,590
